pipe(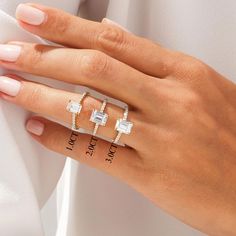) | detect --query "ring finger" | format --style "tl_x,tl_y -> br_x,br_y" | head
0,75 -> 142,148
25,116 -> 142,186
